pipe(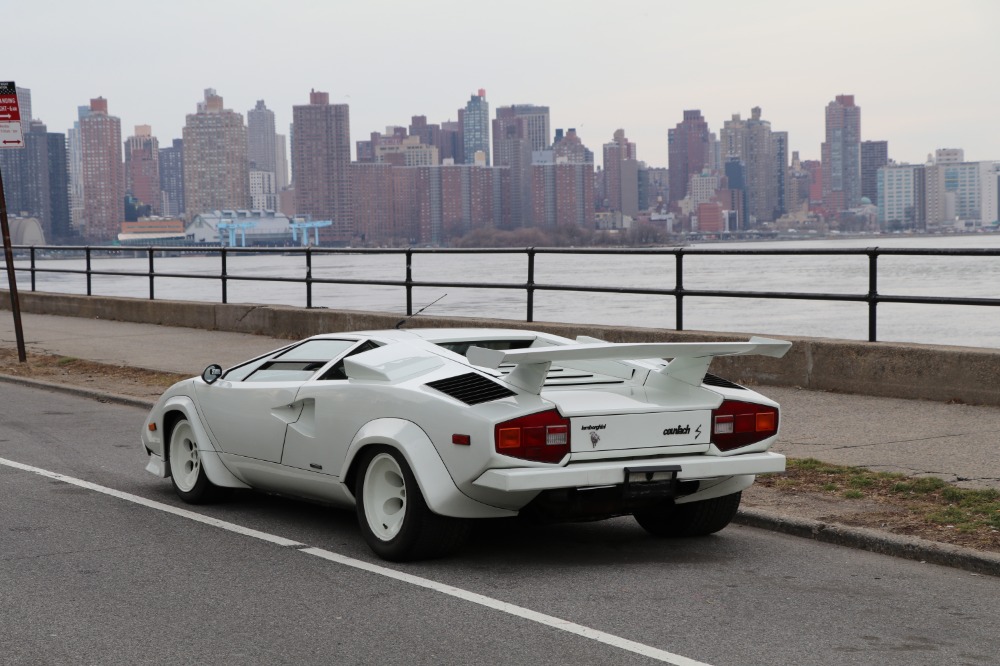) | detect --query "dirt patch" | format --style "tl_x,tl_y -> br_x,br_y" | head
0,348 -> 188,401
748,464 -> 1000,553
2,348 -> 998,555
